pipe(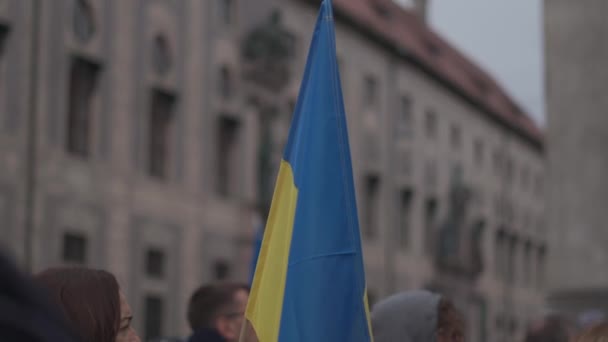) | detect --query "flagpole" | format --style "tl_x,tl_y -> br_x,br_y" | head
238,319 -> 248,342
